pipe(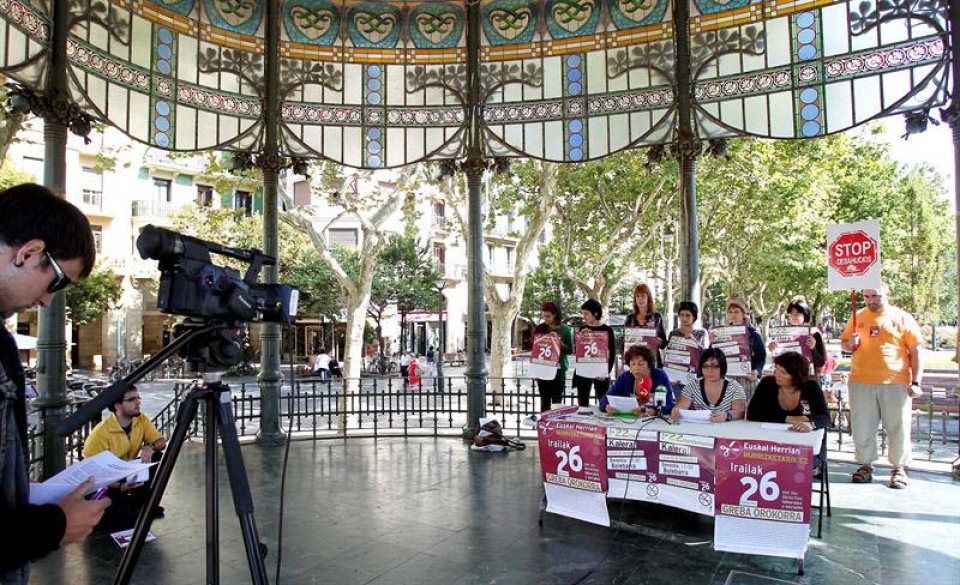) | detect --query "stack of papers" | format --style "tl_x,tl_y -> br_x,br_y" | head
29,451 -> 156,505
